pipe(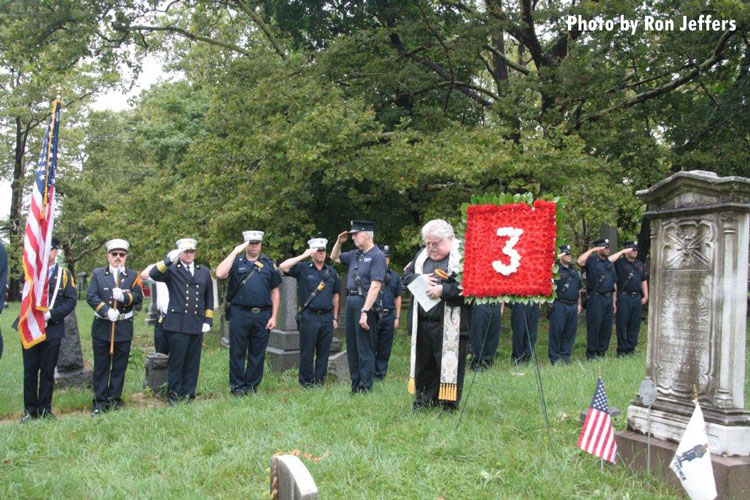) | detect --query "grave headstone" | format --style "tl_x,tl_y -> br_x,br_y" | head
144,352 -> 169,397
55,309 -> 93,388
617,170 -> 750,499
269,454 -> 318,500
